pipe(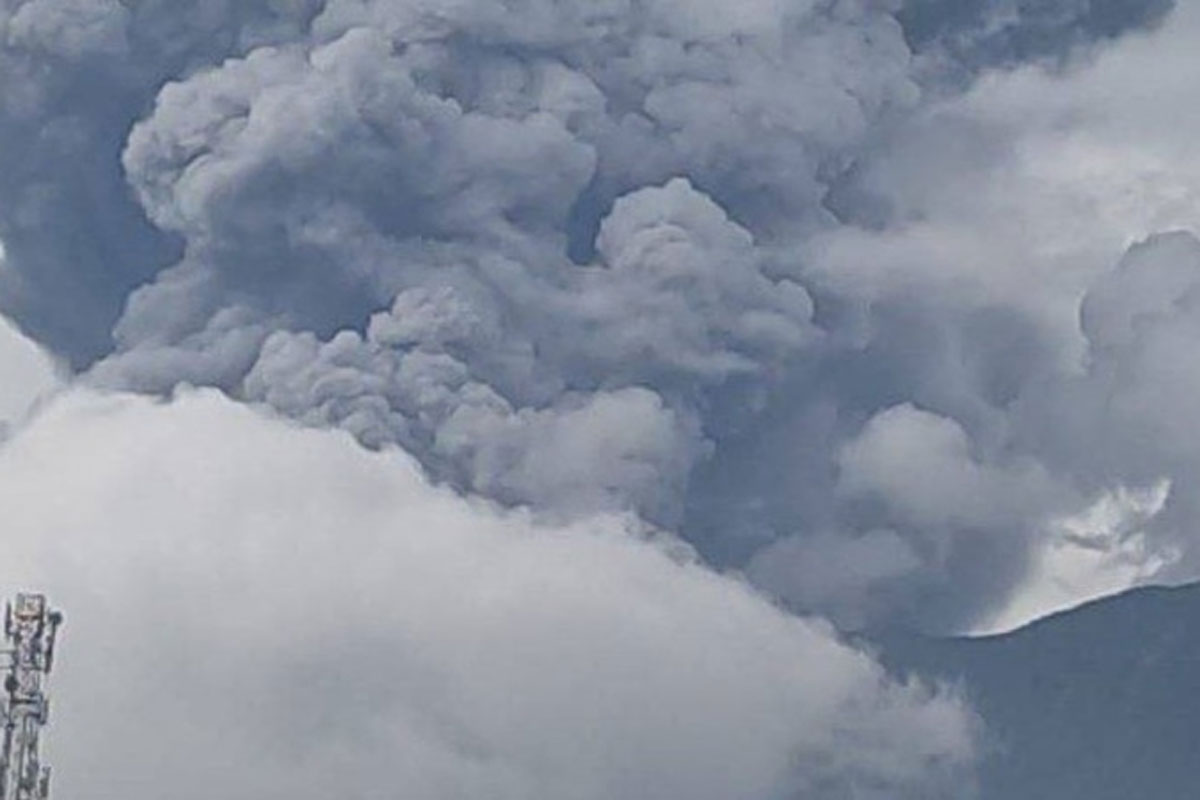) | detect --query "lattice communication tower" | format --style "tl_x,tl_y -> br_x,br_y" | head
0,594 -> 62,800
